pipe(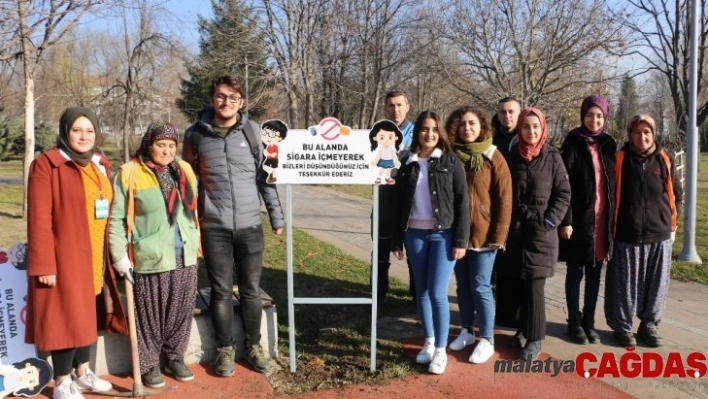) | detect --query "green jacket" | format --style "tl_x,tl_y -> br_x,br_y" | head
109,158 -> 200,274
